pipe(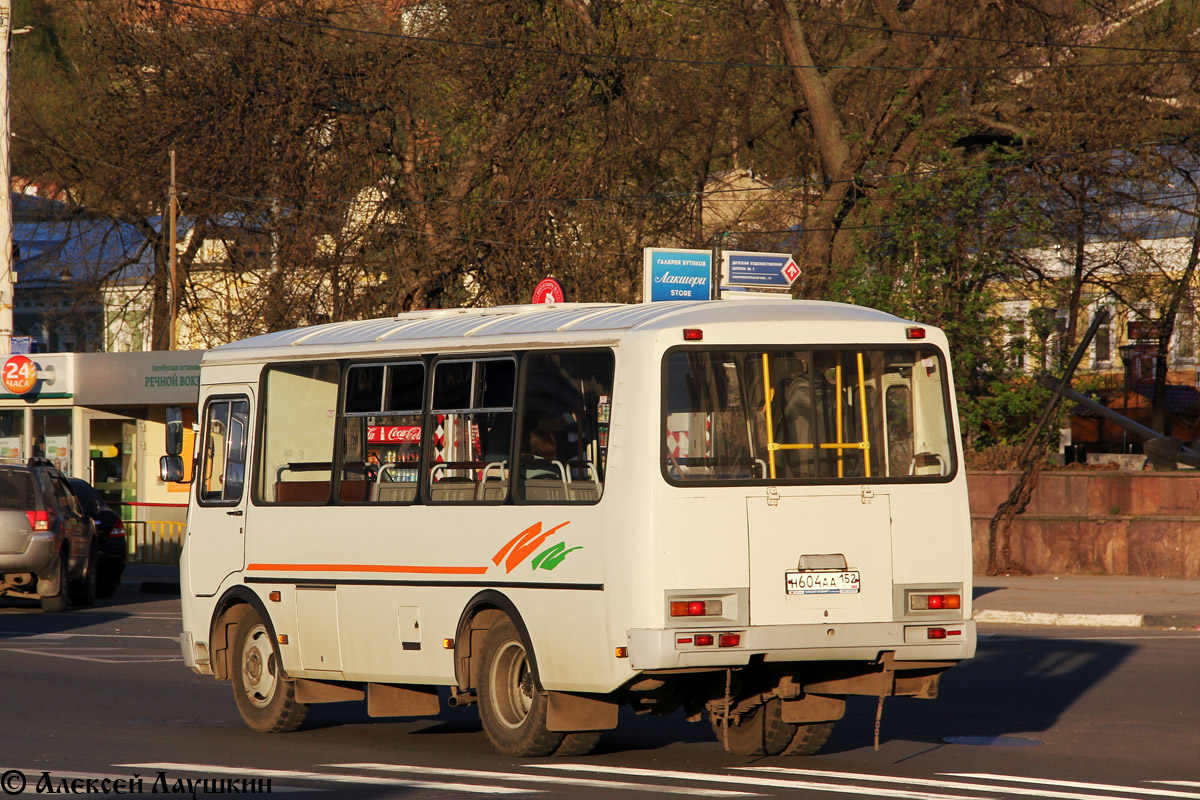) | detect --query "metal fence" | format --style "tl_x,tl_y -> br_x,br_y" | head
120,502 -> 188,565
124,520 -> 185,564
